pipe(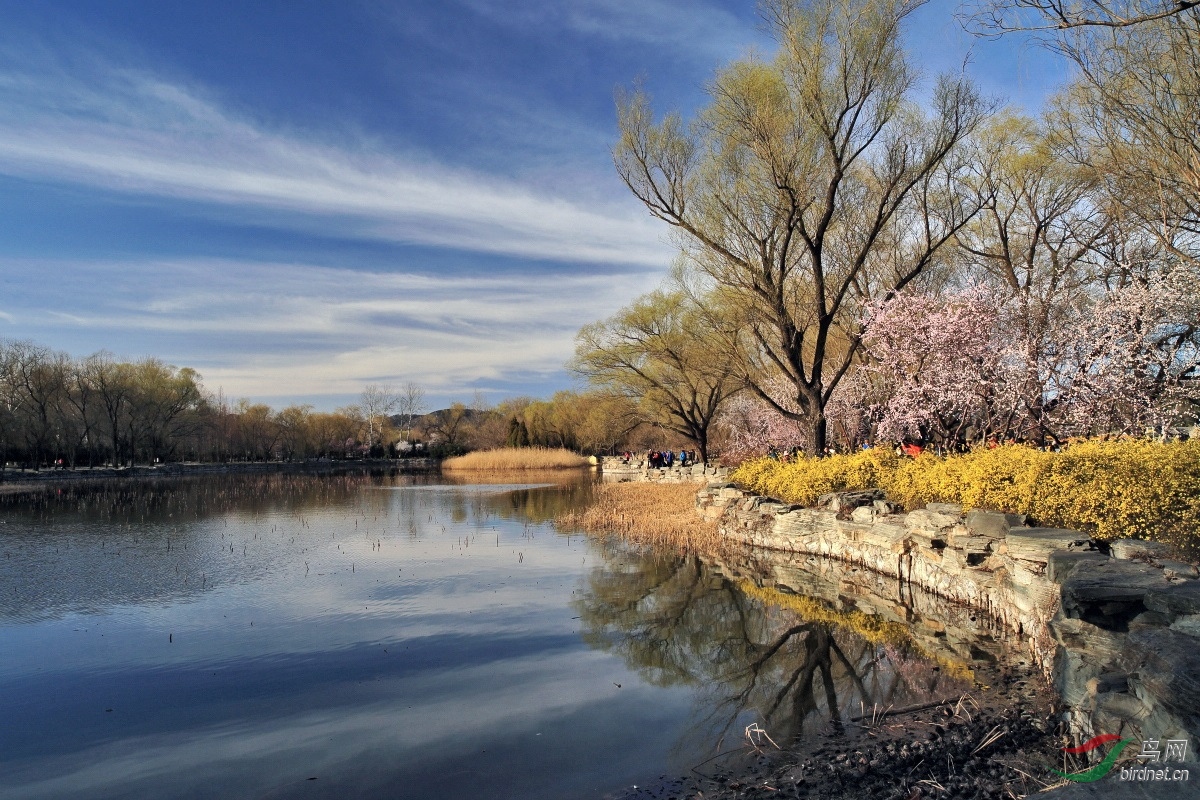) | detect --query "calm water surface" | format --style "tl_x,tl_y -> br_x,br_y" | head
0,474 -> 987,799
